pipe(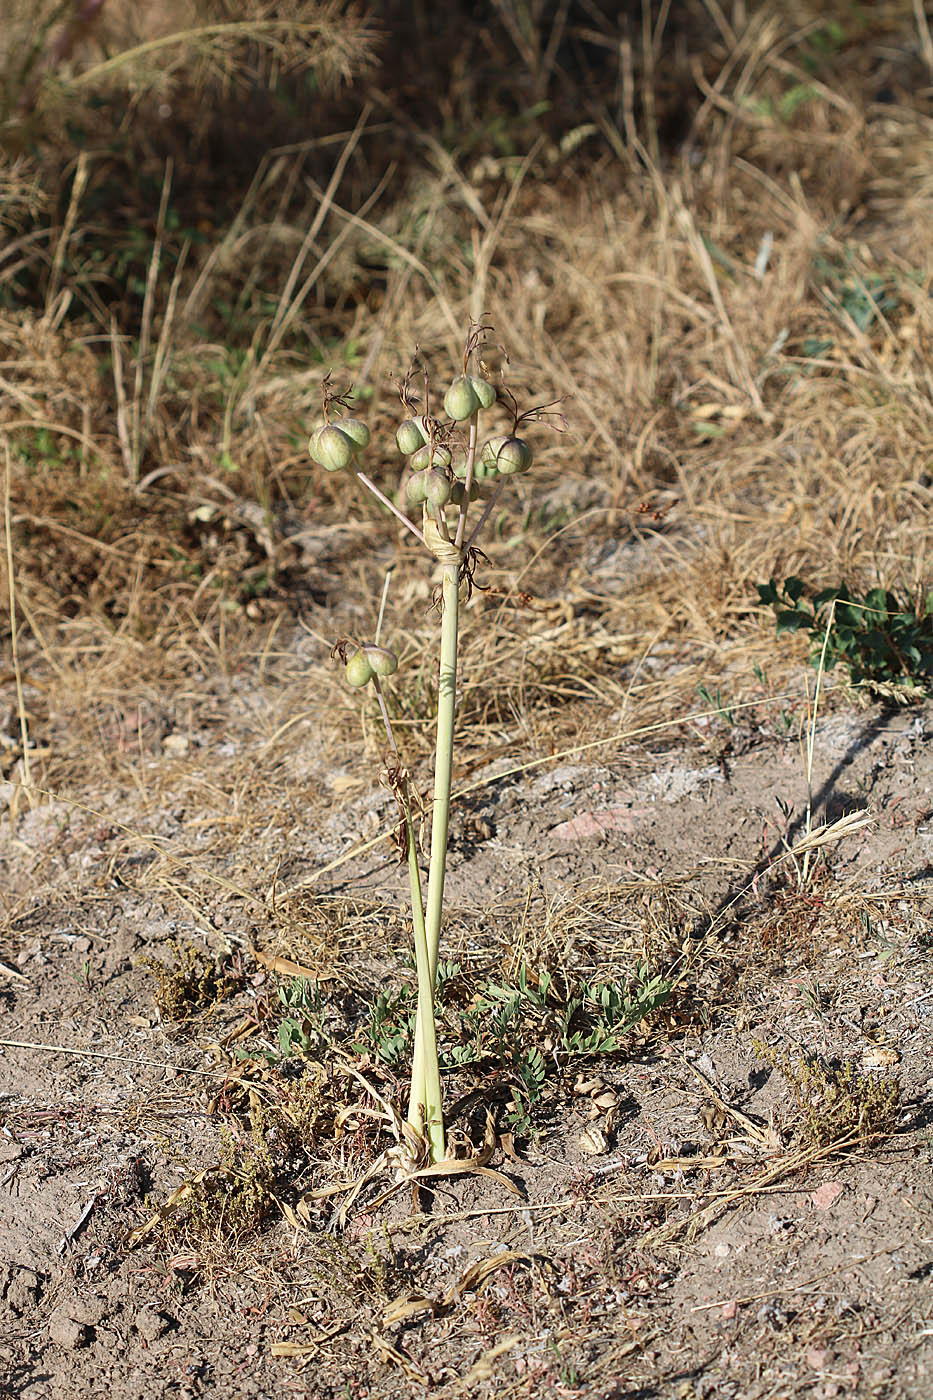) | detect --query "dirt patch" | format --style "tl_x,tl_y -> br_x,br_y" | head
1,681 -> 931,1400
